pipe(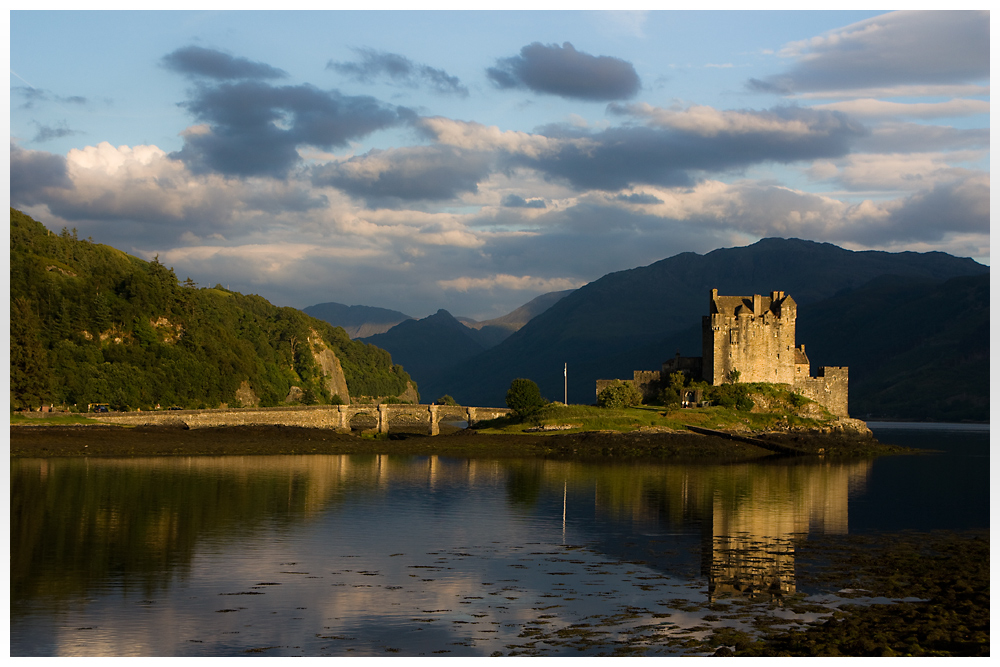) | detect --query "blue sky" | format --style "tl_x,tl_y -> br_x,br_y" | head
9,9 -> 990,319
